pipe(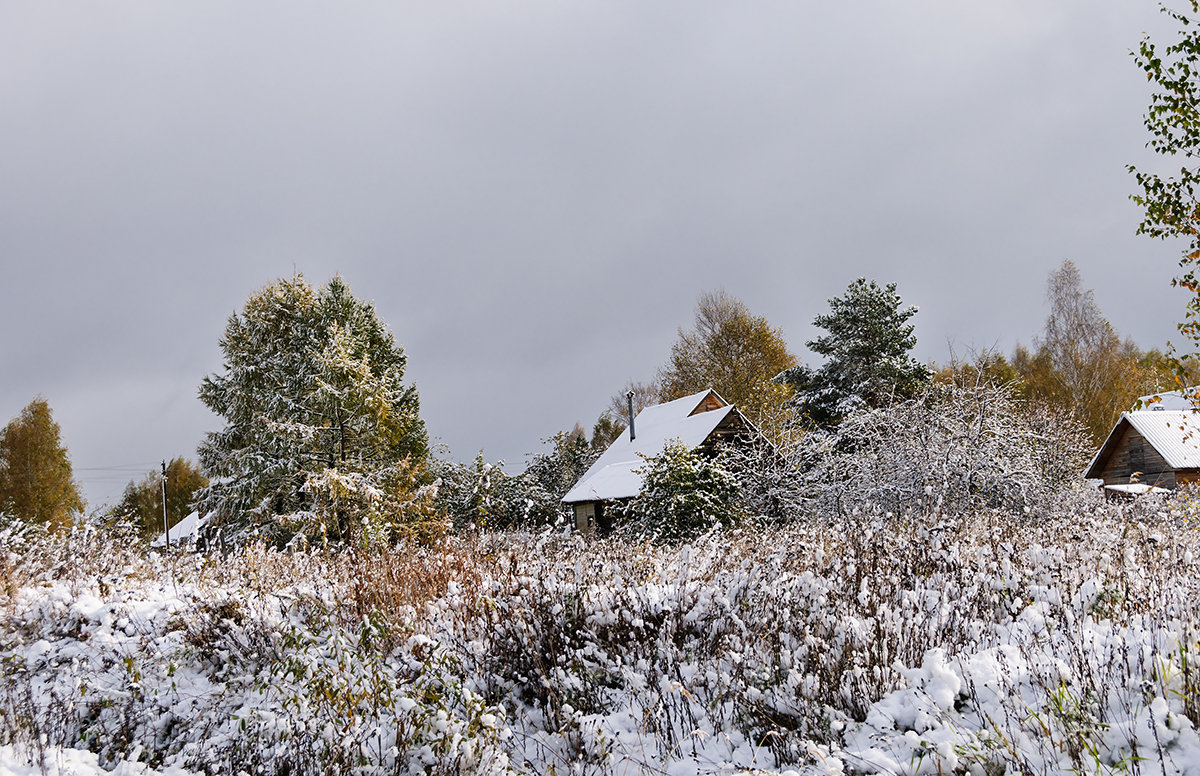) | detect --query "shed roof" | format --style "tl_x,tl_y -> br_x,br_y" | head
1103,483 -> 1171,495
562,389 -> 734,504
1085,410 -> 1200,478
